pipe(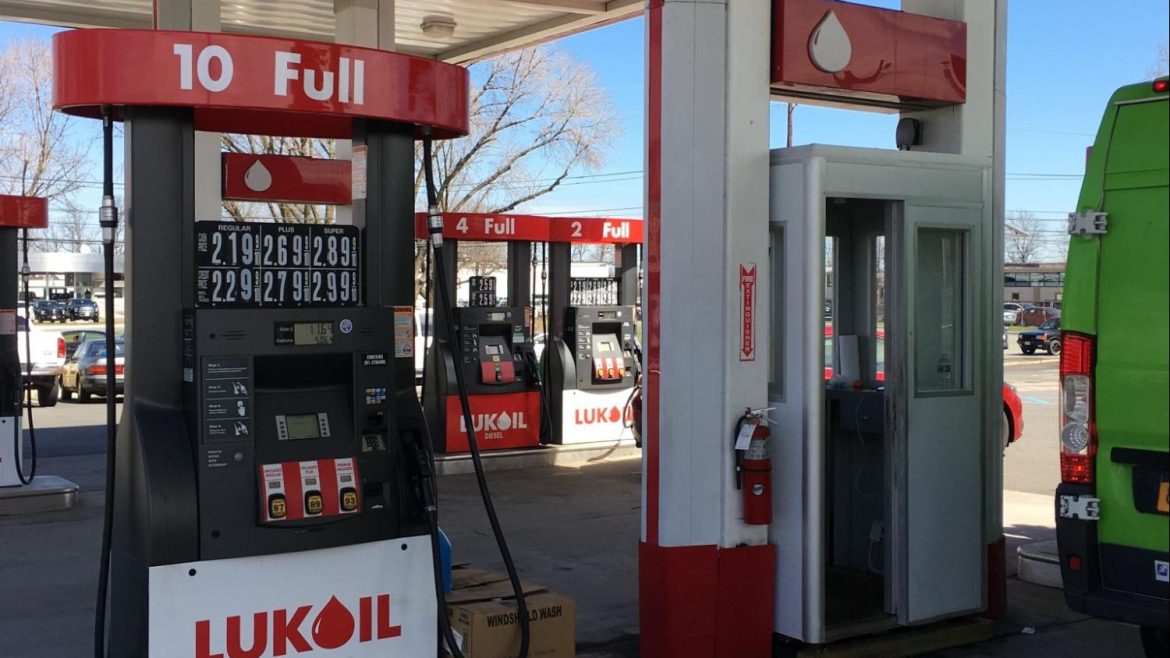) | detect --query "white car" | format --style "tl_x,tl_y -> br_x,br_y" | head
414,309 -> 433,382
16,310 -> 66,407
